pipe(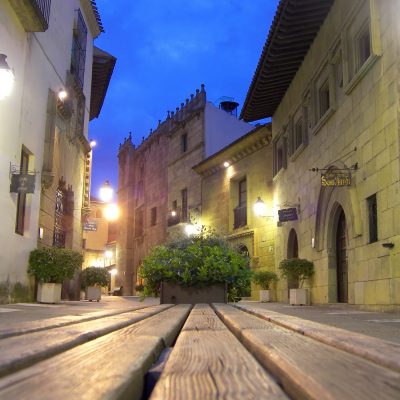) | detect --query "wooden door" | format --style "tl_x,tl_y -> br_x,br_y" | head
336,210 -> 348,303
